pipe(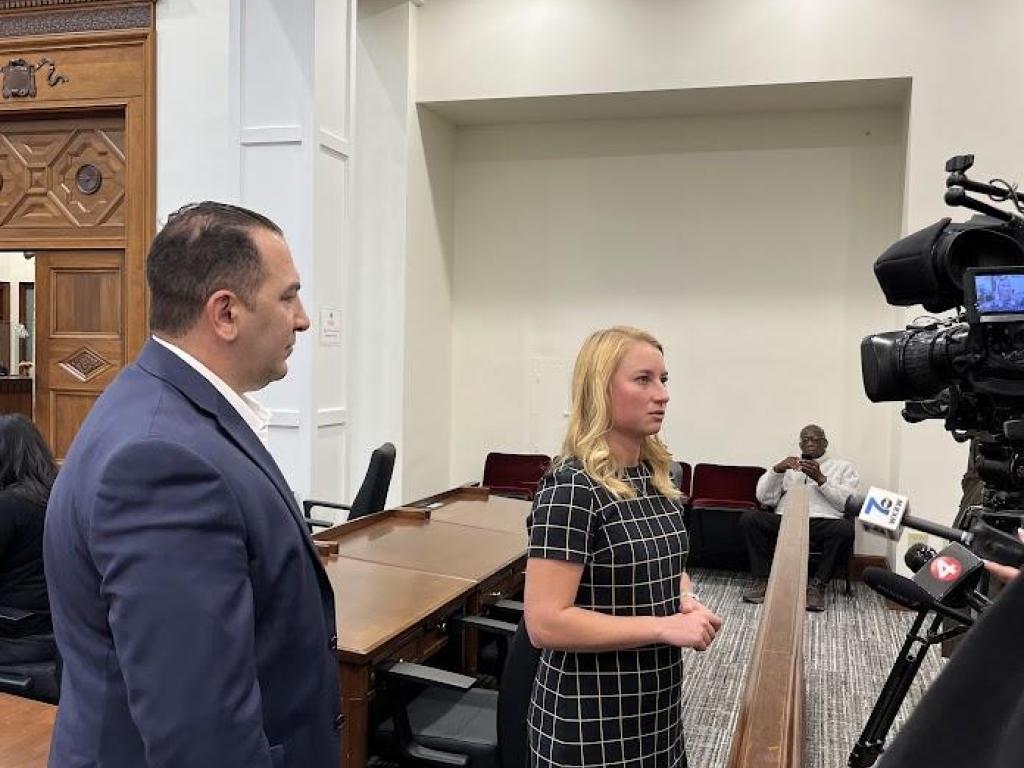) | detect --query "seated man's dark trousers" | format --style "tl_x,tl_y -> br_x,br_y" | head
738,508 -> 854,582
